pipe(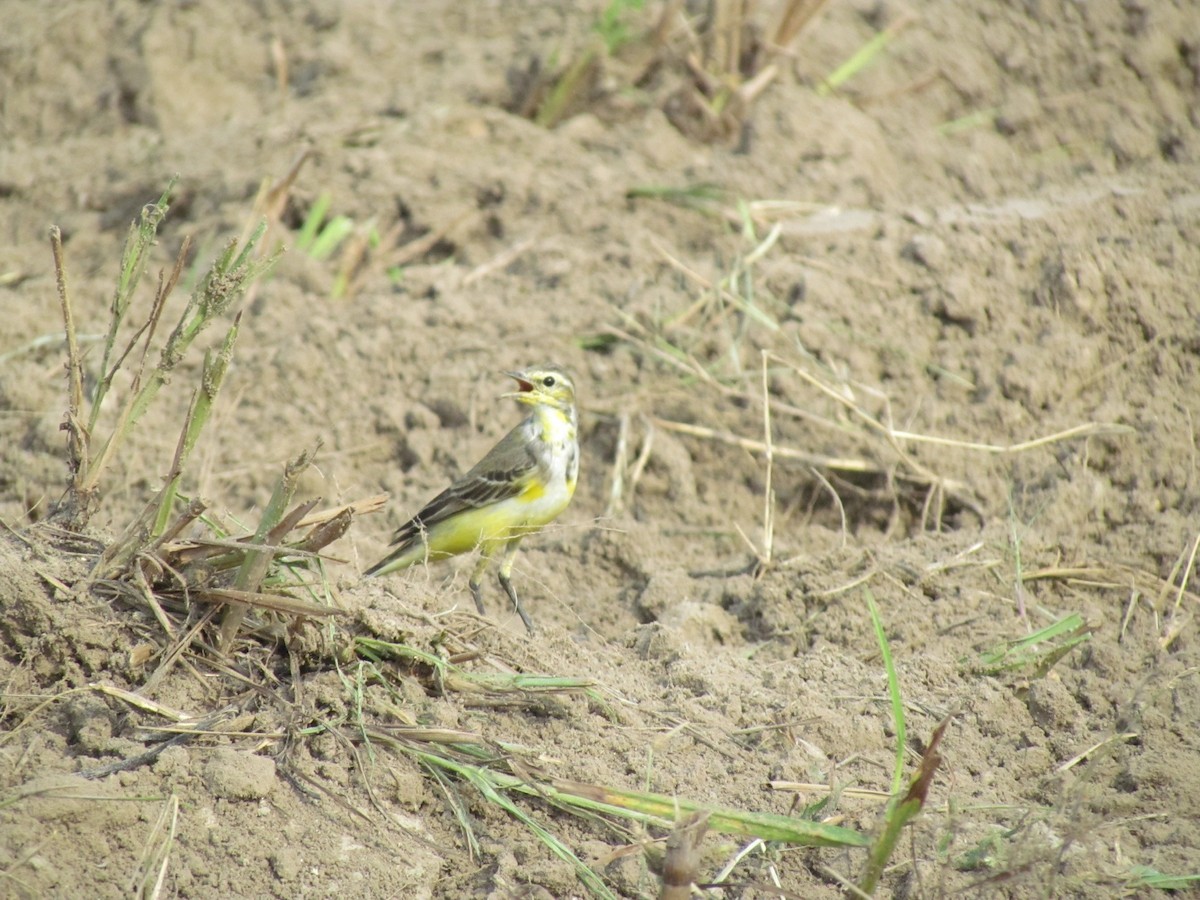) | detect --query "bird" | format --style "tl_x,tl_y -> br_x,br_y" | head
364,364 -> 579,632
